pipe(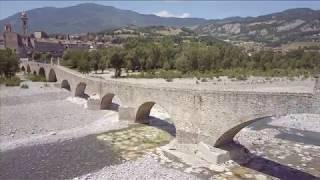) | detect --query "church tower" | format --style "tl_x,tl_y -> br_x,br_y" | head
20,11 -> 28,36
